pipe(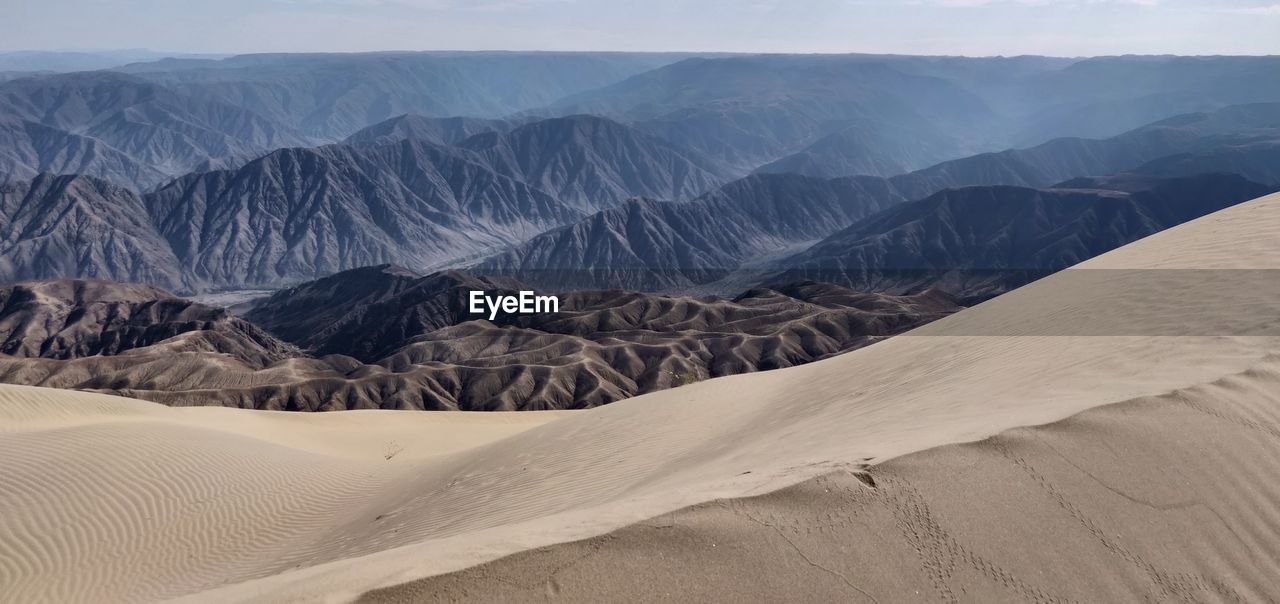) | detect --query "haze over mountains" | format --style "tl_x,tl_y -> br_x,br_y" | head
2,52 -> 1278,190
544,56 -> 991,173
475,104 -> 1280,295
1,112 -> 737,290
881,102 -> 1280,195
769,173 -> 1276,300
120,52 -> 691,140
342,114 -> 515,147
0,72 -> 307,187
0,50 -> 226,74
3,55 -> 1275,296
475,173 -> 904,291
